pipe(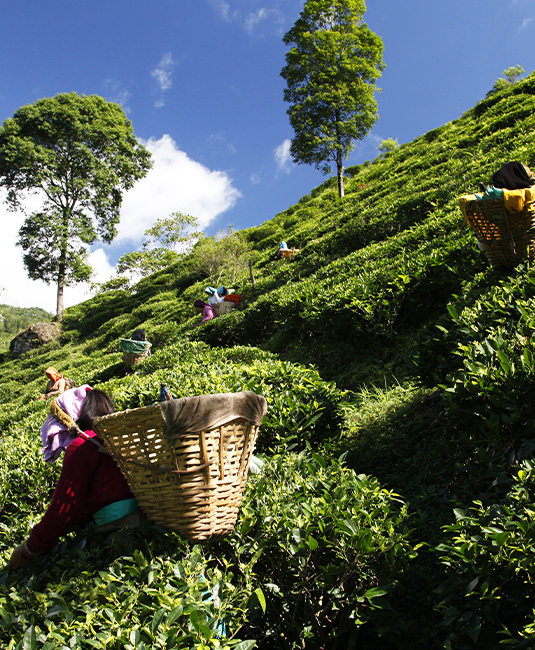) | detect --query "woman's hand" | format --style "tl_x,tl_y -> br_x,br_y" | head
6,541 -> 37,569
